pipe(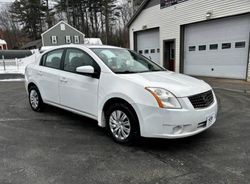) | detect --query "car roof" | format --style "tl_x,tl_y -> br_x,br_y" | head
42,44 -> 124,51
40,44 -> 127,55
84,44 -> 122,49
